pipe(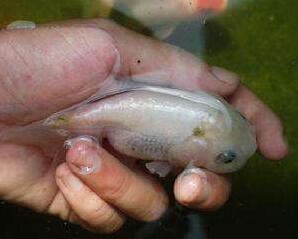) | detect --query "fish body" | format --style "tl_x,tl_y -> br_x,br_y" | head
44,80 -> 257,173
